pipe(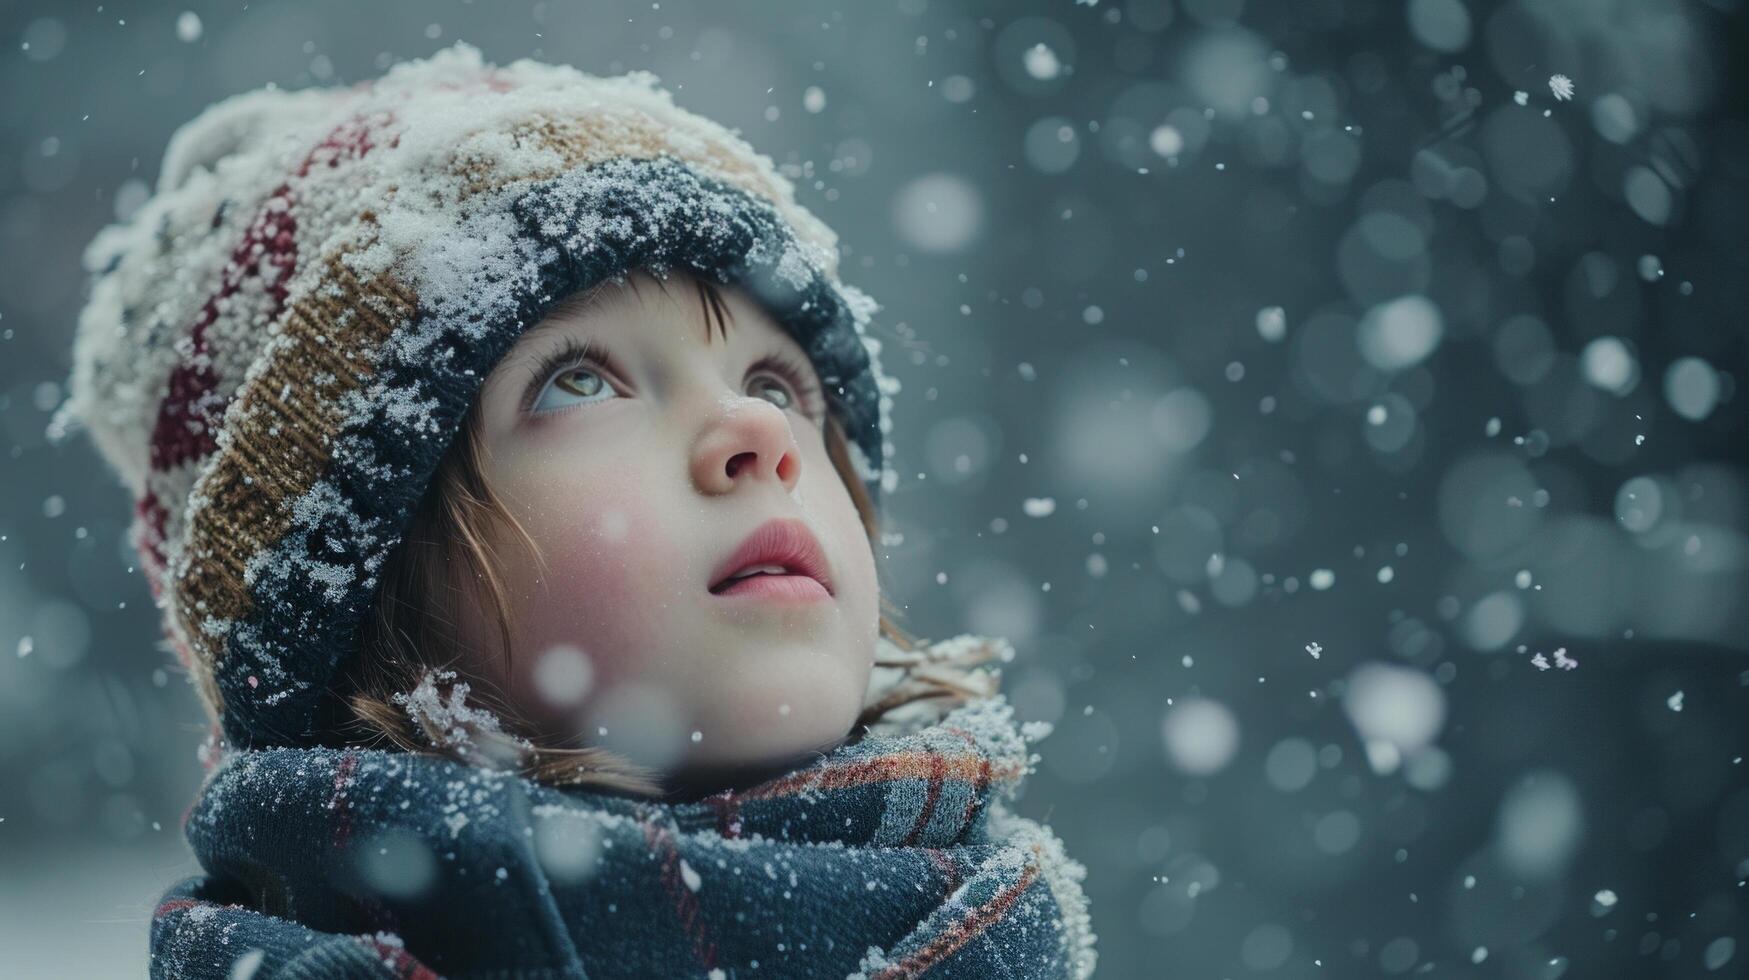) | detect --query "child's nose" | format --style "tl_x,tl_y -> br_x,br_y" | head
691,396 -> 801,496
